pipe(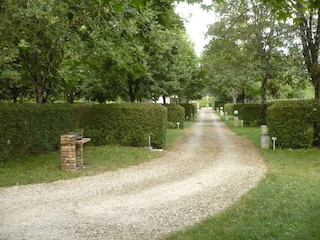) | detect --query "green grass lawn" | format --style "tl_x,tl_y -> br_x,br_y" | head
0,116 -> 196,188
164,115 -> 320,240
